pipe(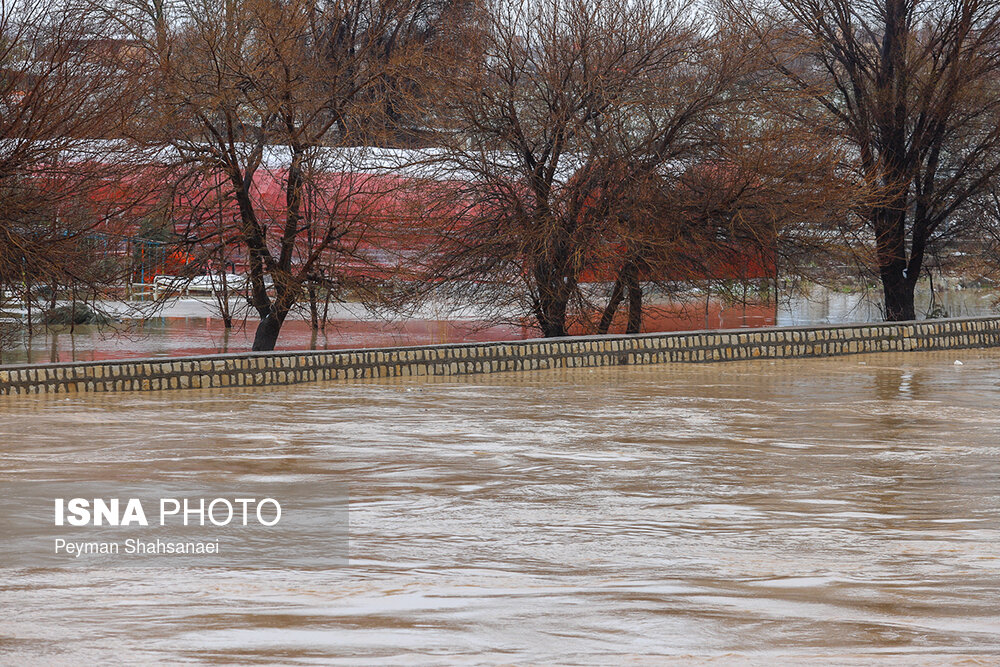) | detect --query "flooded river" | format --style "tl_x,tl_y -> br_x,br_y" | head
2,351 -> 999,664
